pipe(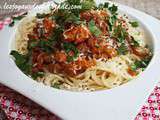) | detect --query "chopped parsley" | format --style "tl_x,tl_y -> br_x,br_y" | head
53,10 -> 82,27
108,4 -> 118,31
81,0 -> 96,11
114,23 -> 128,43
130,57 -> 151,71
10,50 -> 31,74
9,21 -> 15,27
97,2 -> 109,9
52,83 -> 60,89
32,72 -> 45,80
117,43 -> 128,55
51,26 -> 64,42
108,15 -> 117,31
63,42 -> 79,62
130,64 -> 137,71
108,4 -> 118,15
37,40 -> 54,53
104,2 -> 109,8
64,13 -> 82,25
53,0 -> 96,26
12,13 -> 27,20
36,13 -> 49,19
131,39 -> 140,47
9,12 -> 27,27
129,21 -> 139,27
88,20 -> 102,37
10,50 -> 45,79
27,27 -> 62,53
66,0 -> 81,5
28,40 -> 38,50
112,22 -> 129,55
